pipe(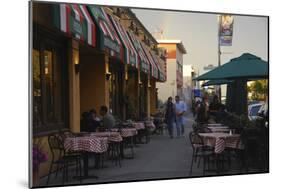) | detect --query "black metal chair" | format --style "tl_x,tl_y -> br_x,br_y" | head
187,132 -> 214,175
192,123 -> 212,133
108,141 -> 122,167
46,134 -> 82,185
